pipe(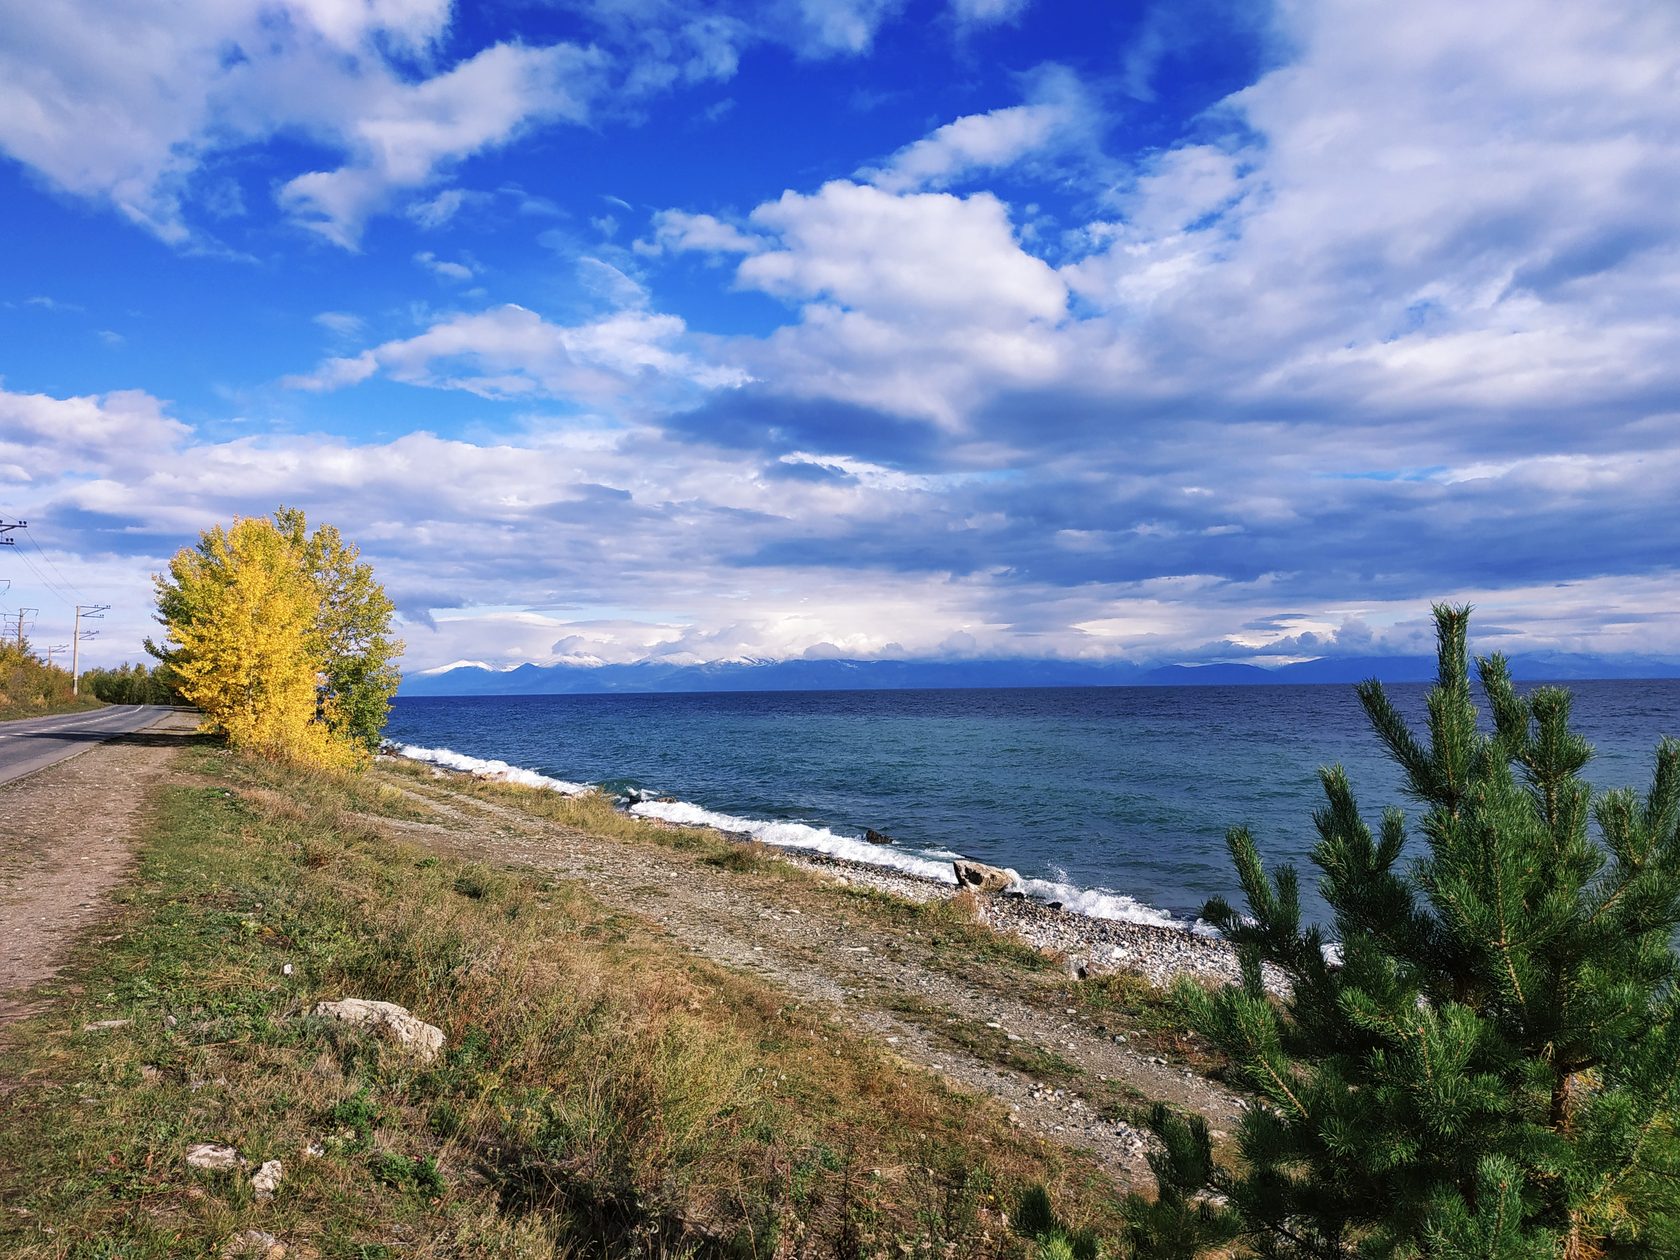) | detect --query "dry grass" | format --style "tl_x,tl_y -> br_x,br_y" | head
0,747 -> 1128,1258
